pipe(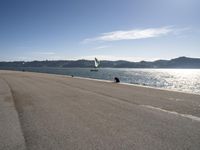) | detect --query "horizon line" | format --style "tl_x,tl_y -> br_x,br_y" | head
0,56 -> 198,63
